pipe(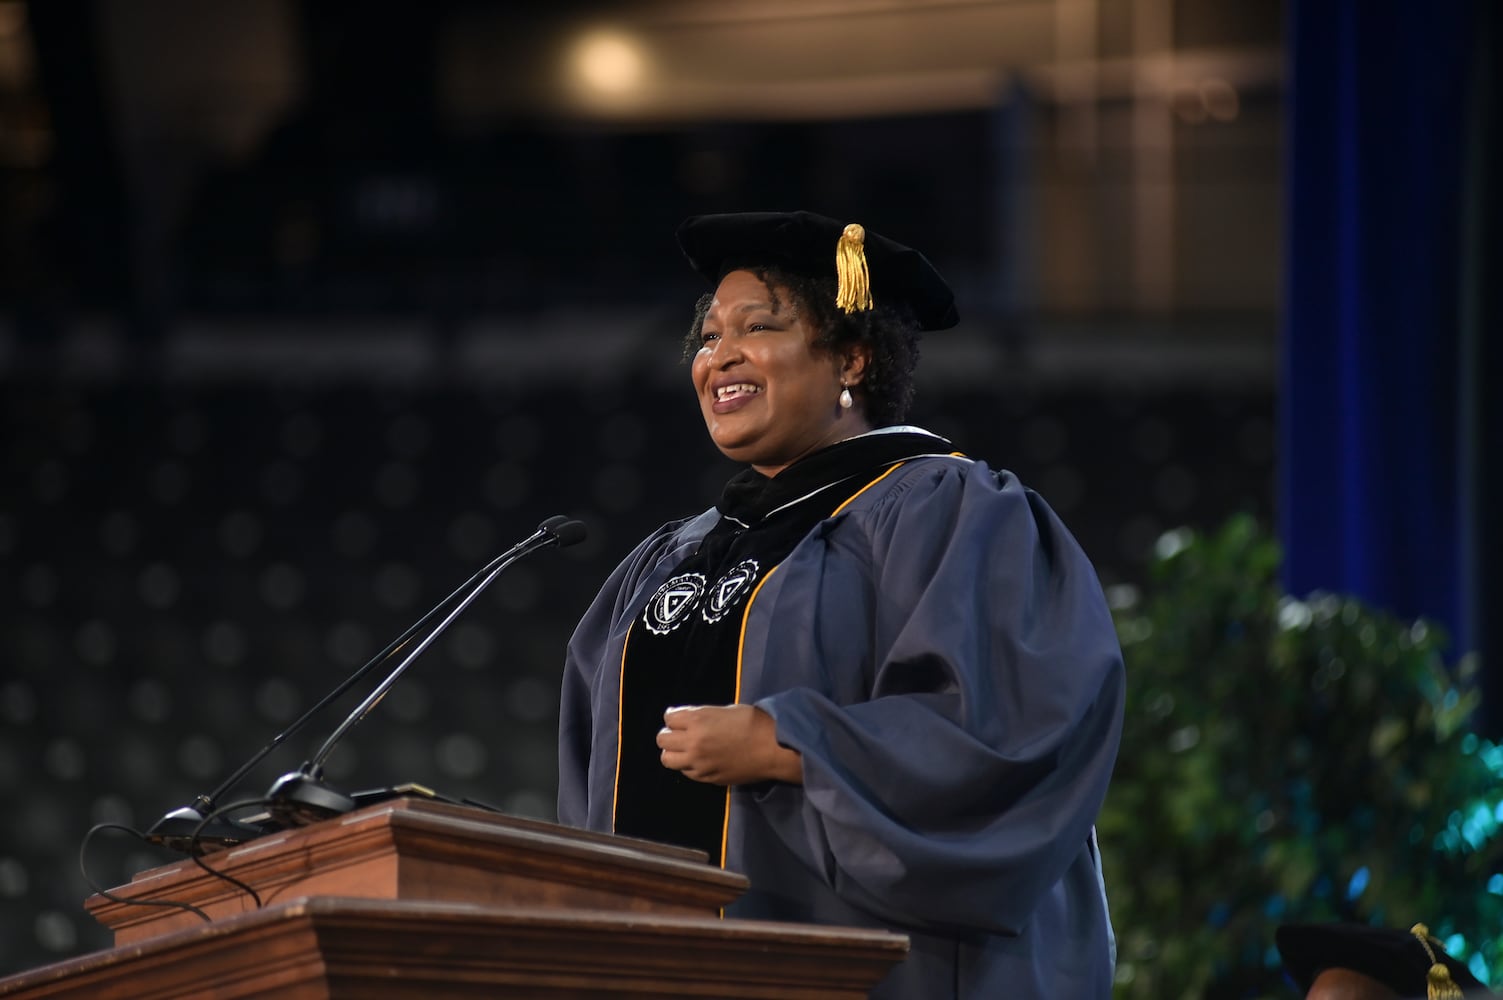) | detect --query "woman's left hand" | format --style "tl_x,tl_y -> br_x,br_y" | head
657,704 -> 803,786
